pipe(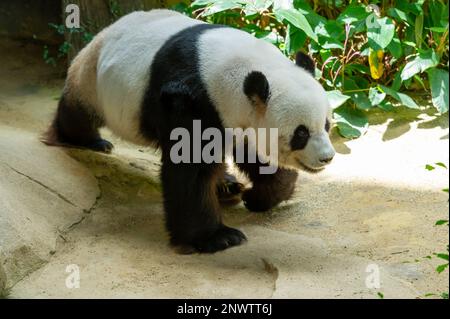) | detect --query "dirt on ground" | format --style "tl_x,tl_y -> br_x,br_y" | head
0,37 -> 448,299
